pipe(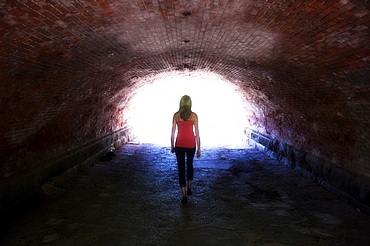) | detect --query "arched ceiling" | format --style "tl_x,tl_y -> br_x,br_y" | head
2,0 -> 368,81
0,0 -> 369,177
